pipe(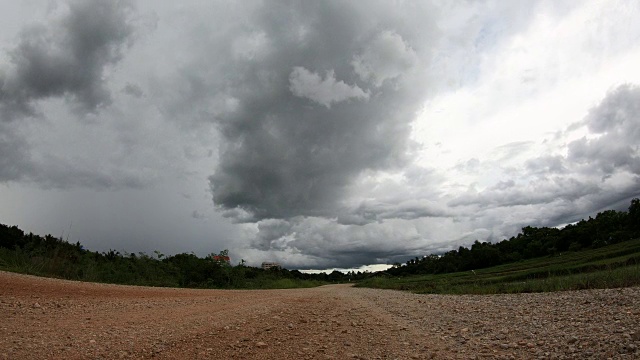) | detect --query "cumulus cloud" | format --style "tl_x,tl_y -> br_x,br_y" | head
447,84 -> 640,234
289,67 -> 369,108
568,84 -> 640,175
0,0 -> 138,189
0,0 -> 134,119
202,1 -> 640,267
206,2 -> 435,222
